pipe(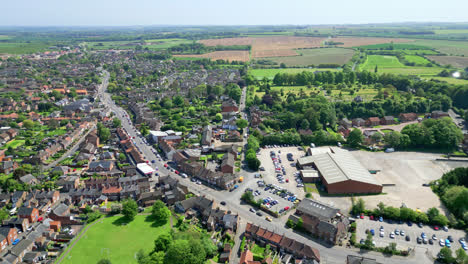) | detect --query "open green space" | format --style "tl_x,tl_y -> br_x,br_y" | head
434,29 -> 468,35
251,68 -> 339,80
1,140 -> 25,149
411,39 -> 468,56
357,43 -> 431,50
404,55 -> 431,65
360,55 -> 405,70
360,55 -> 443,76
0,42 -> 50,54
0,35 -> 12,40
260,48 -> 355,67
86,39 -> 192,51
424,77 -> 468,85
61,215 -> 171,264
46,129 -> 67,137
401,49 -> 439,55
